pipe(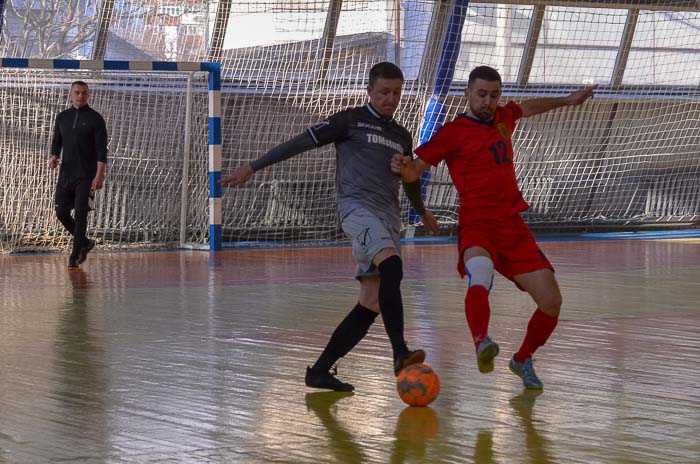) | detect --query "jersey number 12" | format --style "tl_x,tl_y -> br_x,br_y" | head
489,141 -> 510,165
